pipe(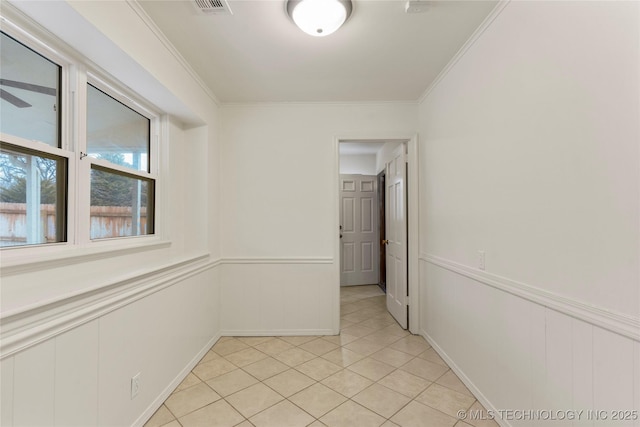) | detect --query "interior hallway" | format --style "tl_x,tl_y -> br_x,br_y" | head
144,285 -> 498,427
